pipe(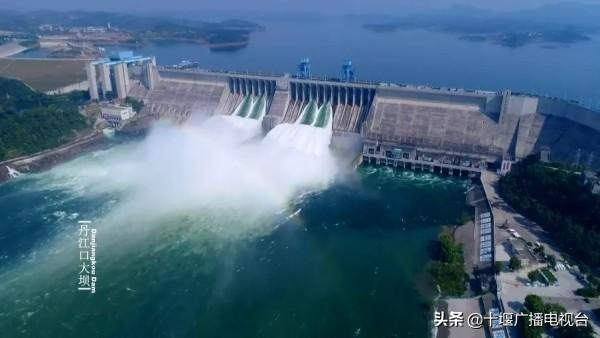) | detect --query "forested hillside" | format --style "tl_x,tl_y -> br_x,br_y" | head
499,156 -> 600,269
0,77 -> 90,161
